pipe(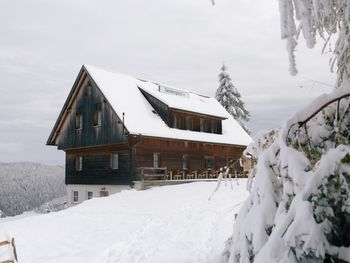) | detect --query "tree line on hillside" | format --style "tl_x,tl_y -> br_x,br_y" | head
0,162 -> 66,217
